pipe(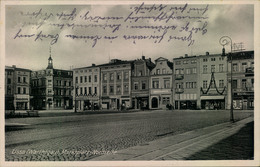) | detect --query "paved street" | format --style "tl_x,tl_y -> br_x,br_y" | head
5,109 -> 253,161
